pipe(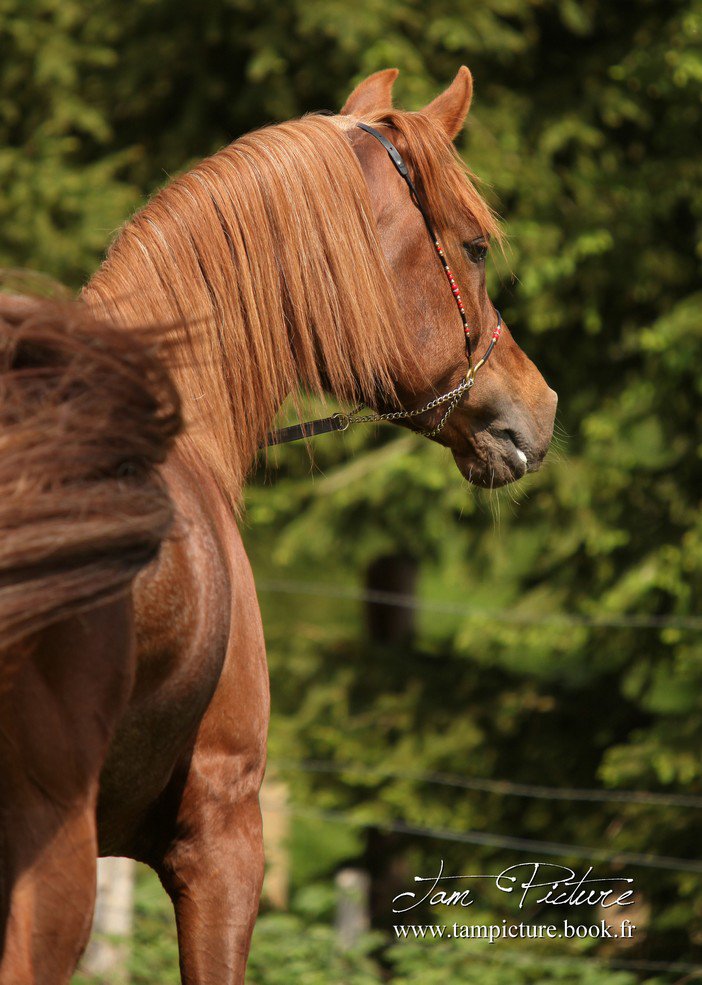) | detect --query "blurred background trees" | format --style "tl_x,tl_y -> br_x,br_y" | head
3,0 -> 701,980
